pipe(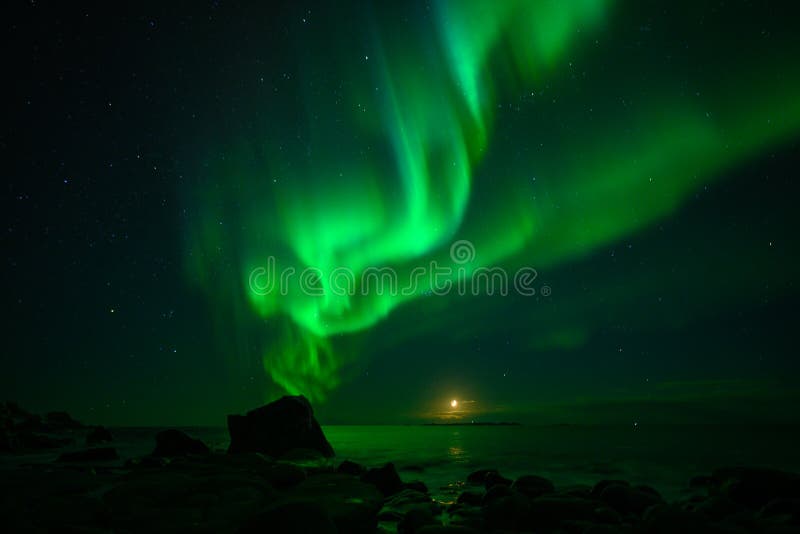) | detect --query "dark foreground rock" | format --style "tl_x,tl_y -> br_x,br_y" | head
4,400 -> 800,533
57,447 -> 118,462
227,395 -> 334,458
0,402 -> 83,452
362,462 -> 404,496
5,448 -> 800,533
86,425 -> 113,445
152,428 -> 210,457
